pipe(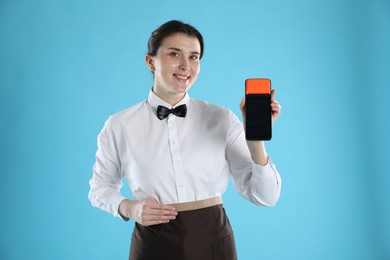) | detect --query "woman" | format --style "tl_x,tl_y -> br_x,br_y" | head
89,20 -> 282,260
